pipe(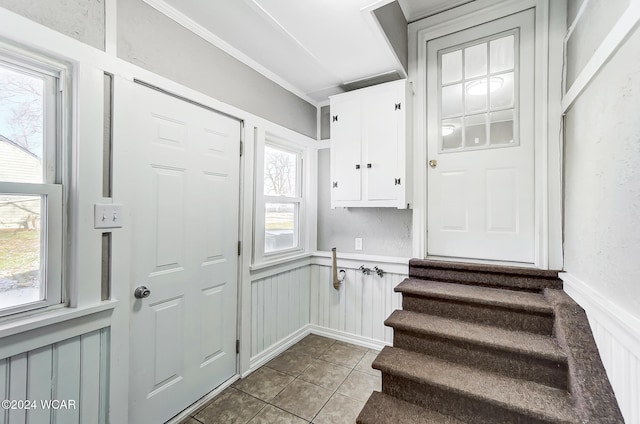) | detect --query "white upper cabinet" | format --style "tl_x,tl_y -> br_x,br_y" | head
330,79 -> 411,208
